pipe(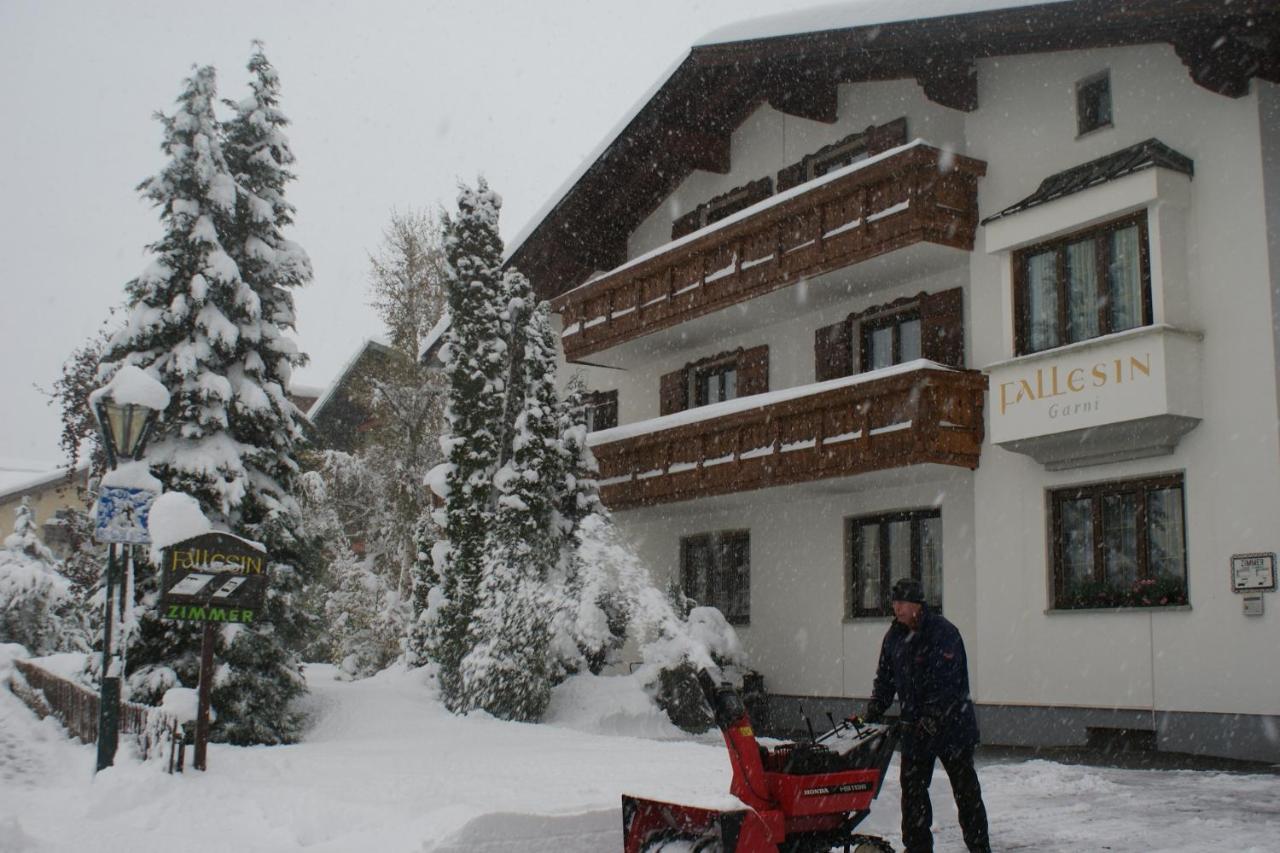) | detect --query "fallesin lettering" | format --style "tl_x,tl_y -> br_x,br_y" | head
999,353 -> 1151,415
170,548 -> 264,574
